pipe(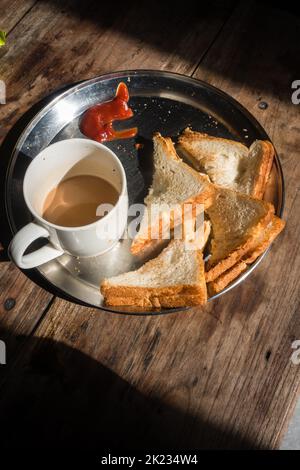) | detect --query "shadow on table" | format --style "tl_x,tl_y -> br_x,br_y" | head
0,326 -> 266,450
36,0 -> 300,101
